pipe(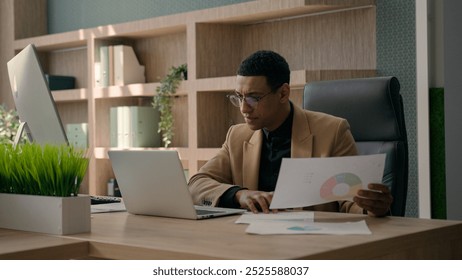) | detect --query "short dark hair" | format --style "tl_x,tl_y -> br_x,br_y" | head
237,50 -> 290,90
